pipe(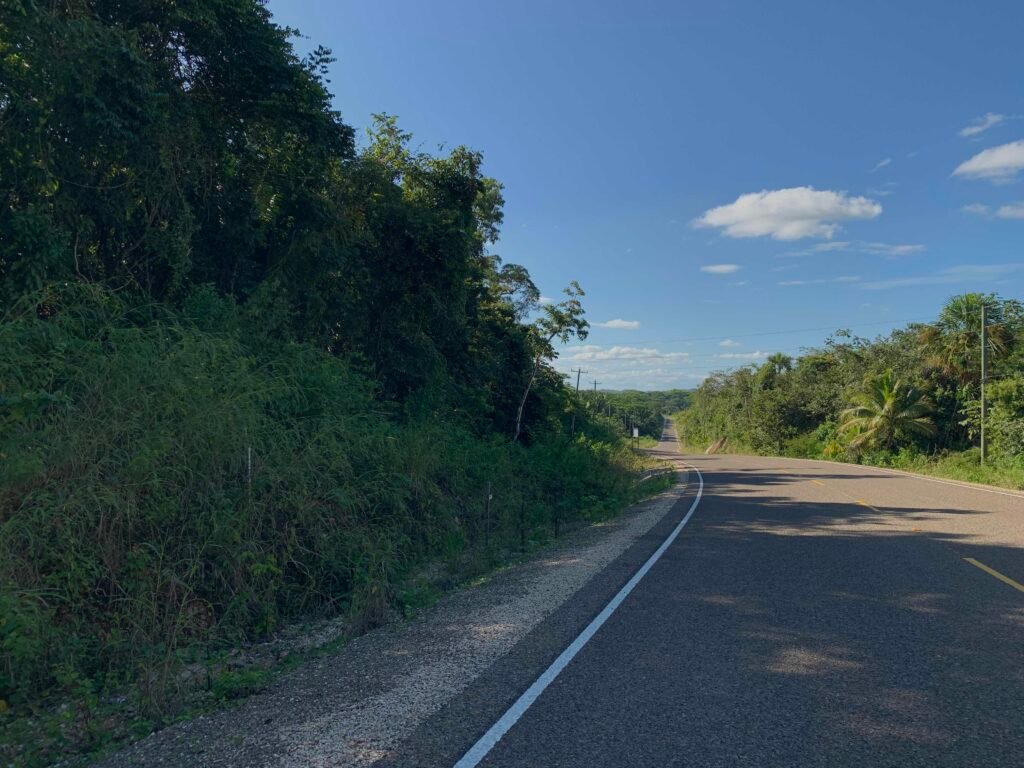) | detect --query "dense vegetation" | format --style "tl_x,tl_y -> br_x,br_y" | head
677,294 -> 1024,487
0,2 -> 654,761
596,390 -> 691,438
